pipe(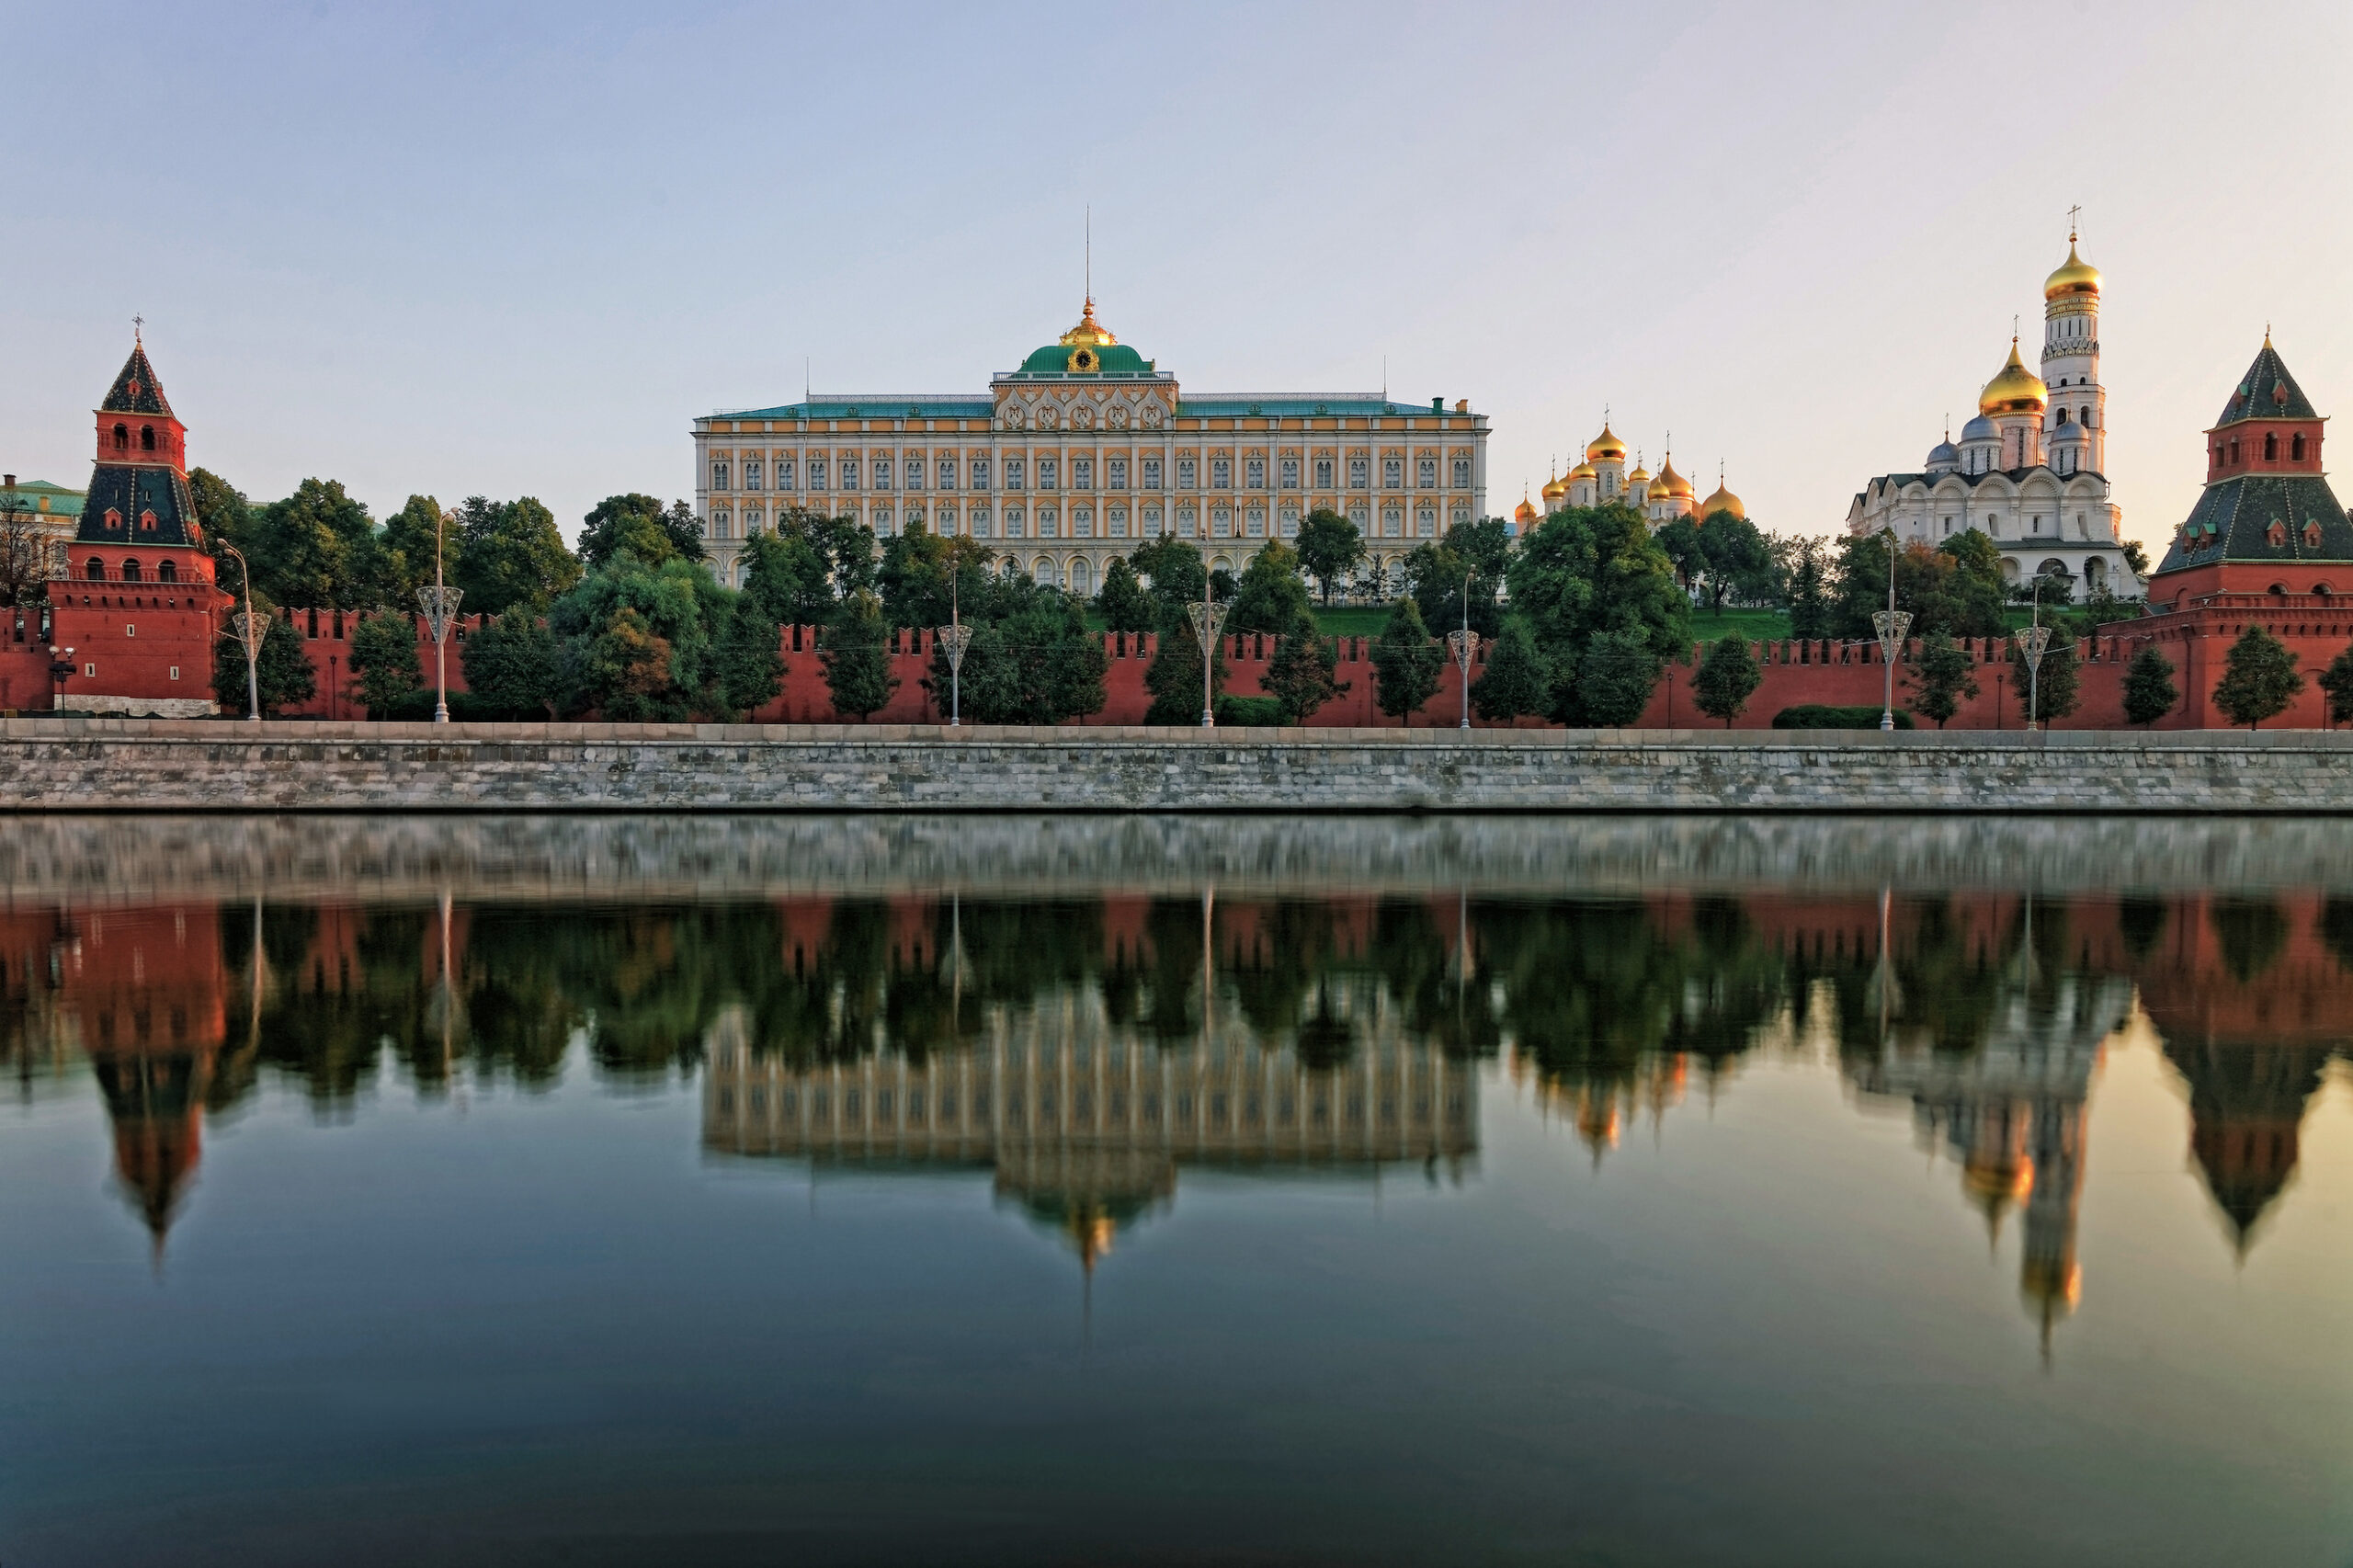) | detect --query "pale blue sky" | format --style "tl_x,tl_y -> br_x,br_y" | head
6,2 -> 2347,555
